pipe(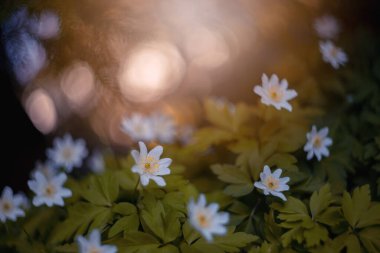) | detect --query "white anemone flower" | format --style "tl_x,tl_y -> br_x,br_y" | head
77,229 -> 117,253
131,141 -> 172,187
253,74 -> 298,112
28,172 -> 72,207
319,41 -> 348,69
188,194 -> 229,242
150,112 -> 177,144
0,187 -> 25,223
304,125 -> 333,161
314,15 -> 340,39
121,113 -> 155,142
254,165 -> 290,201
46,134 -> 88,172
